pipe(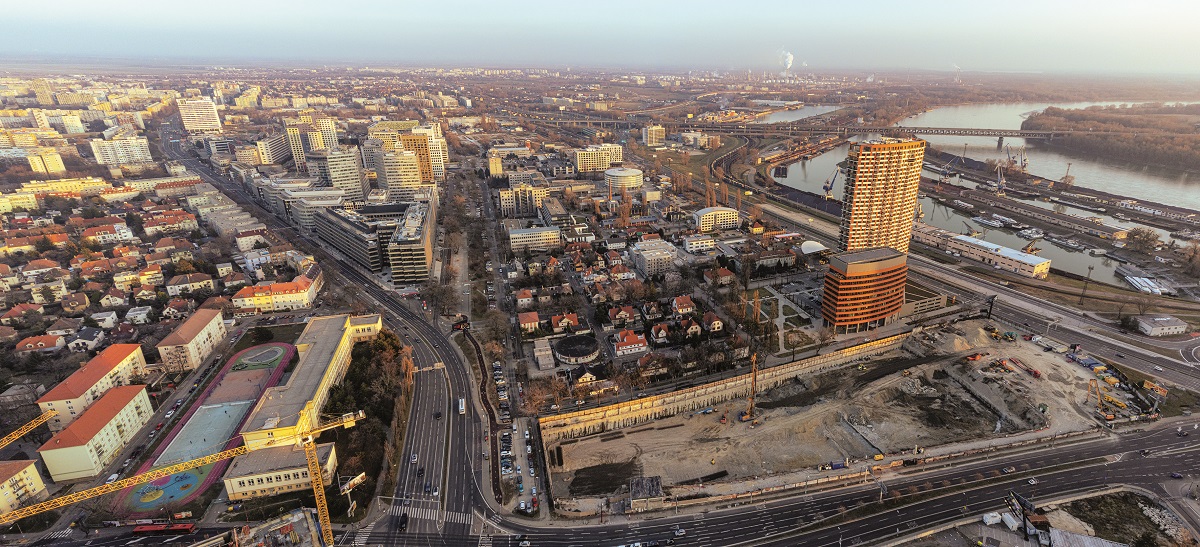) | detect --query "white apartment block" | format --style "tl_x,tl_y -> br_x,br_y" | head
36,344 -> 147,432
155,308 -> 227,371
38,386 -> 152,482
693,207 -> 740,232
573,143 -> 624,173
256,134 -> 291,164
90,135 -> 153,165
179,98 -> 222,132
642,125 -> 665,147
